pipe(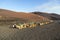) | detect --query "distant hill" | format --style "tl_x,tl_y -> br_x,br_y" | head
32,12 -> 60,20
0,9 -> 50,22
